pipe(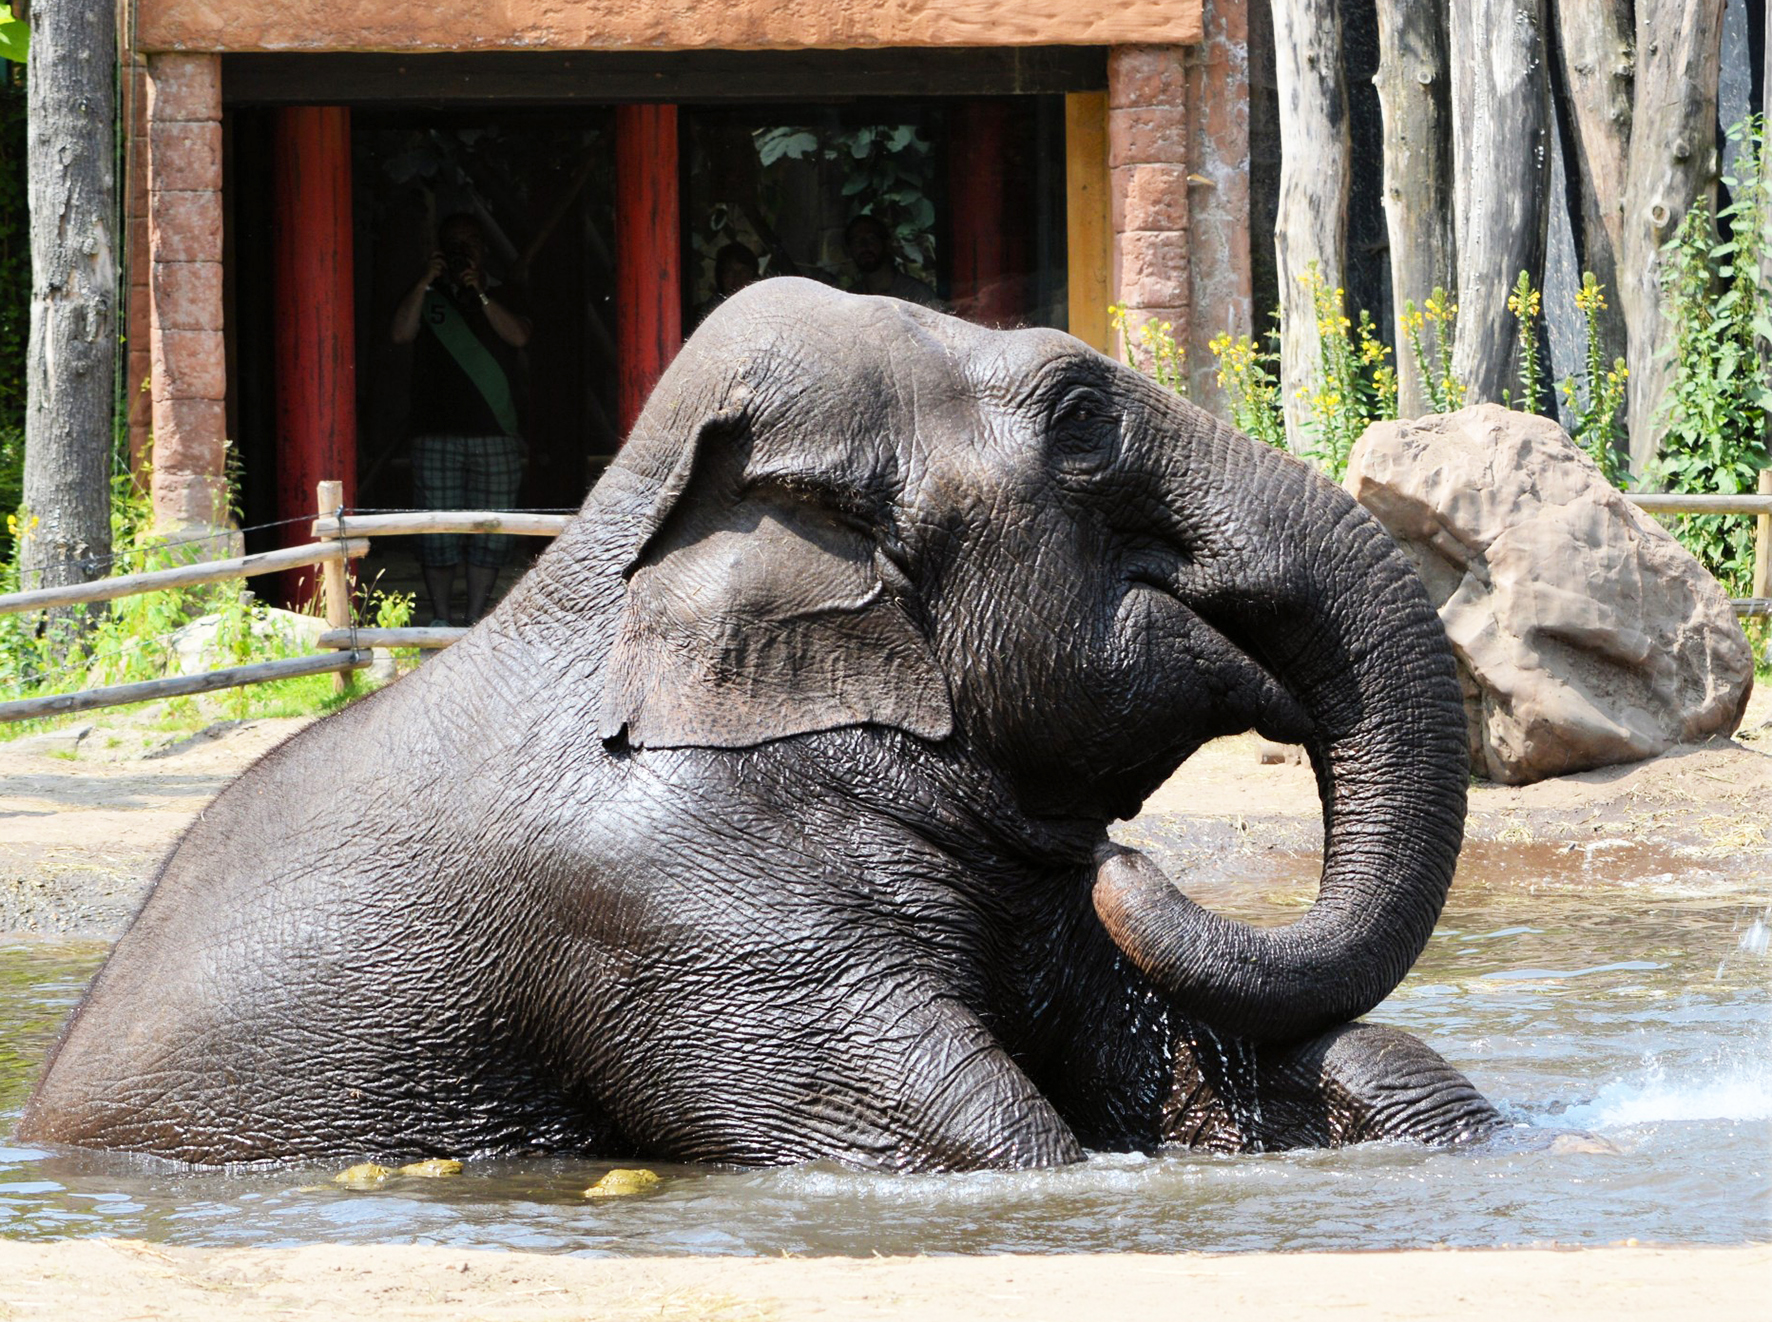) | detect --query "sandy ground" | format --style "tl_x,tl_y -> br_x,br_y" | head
0,1240 -> 1763,1321
2,688 -> 1769,1316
